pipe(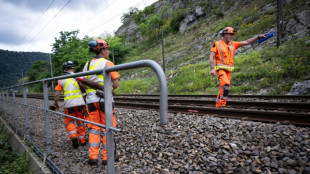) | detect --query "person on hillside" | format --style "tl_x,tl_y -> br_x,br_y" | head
77,39 -> 120,165
54,61 -> 87,148
209,27 -> 268,108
